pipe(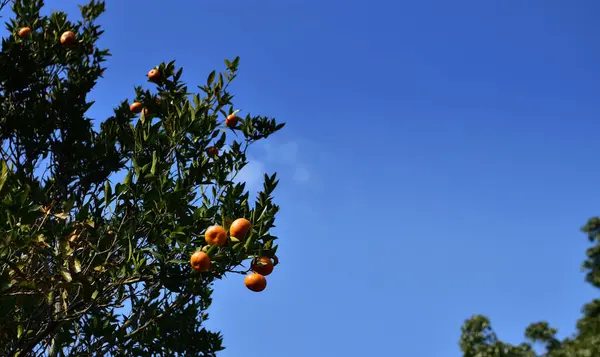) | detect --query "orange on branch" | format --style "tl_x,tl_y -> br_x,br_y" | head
229,218 -> 251,240
130,102 -> 143,113
225,114 -> 239,128
206,146 -> 219,158
244,273 -> 267,292
148,69 -> 160,82
251,256 -> 274,276
190,251 -> 211,272
18,27 -> 31,38
205,225 -> 227,246
60,31 -> 75,45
